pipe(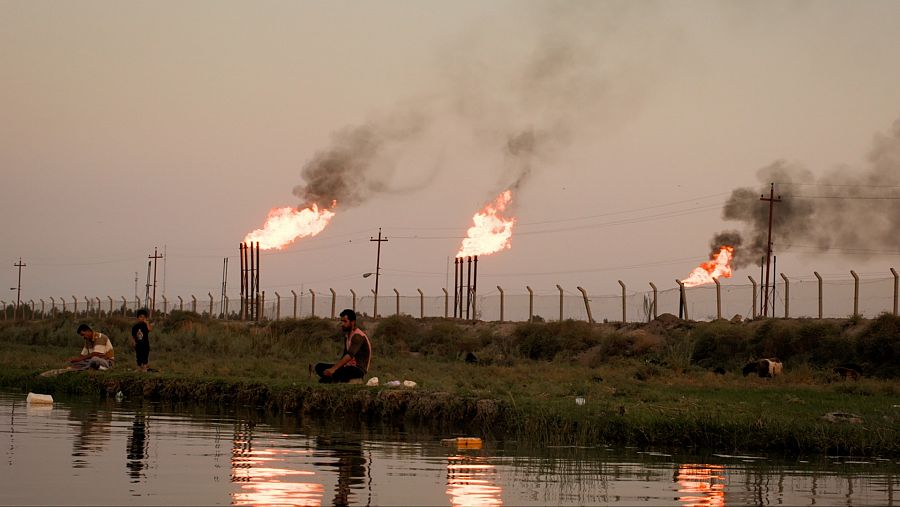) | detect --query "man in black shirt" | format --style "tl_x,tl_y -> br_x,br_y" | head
130,308 -> 152,372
